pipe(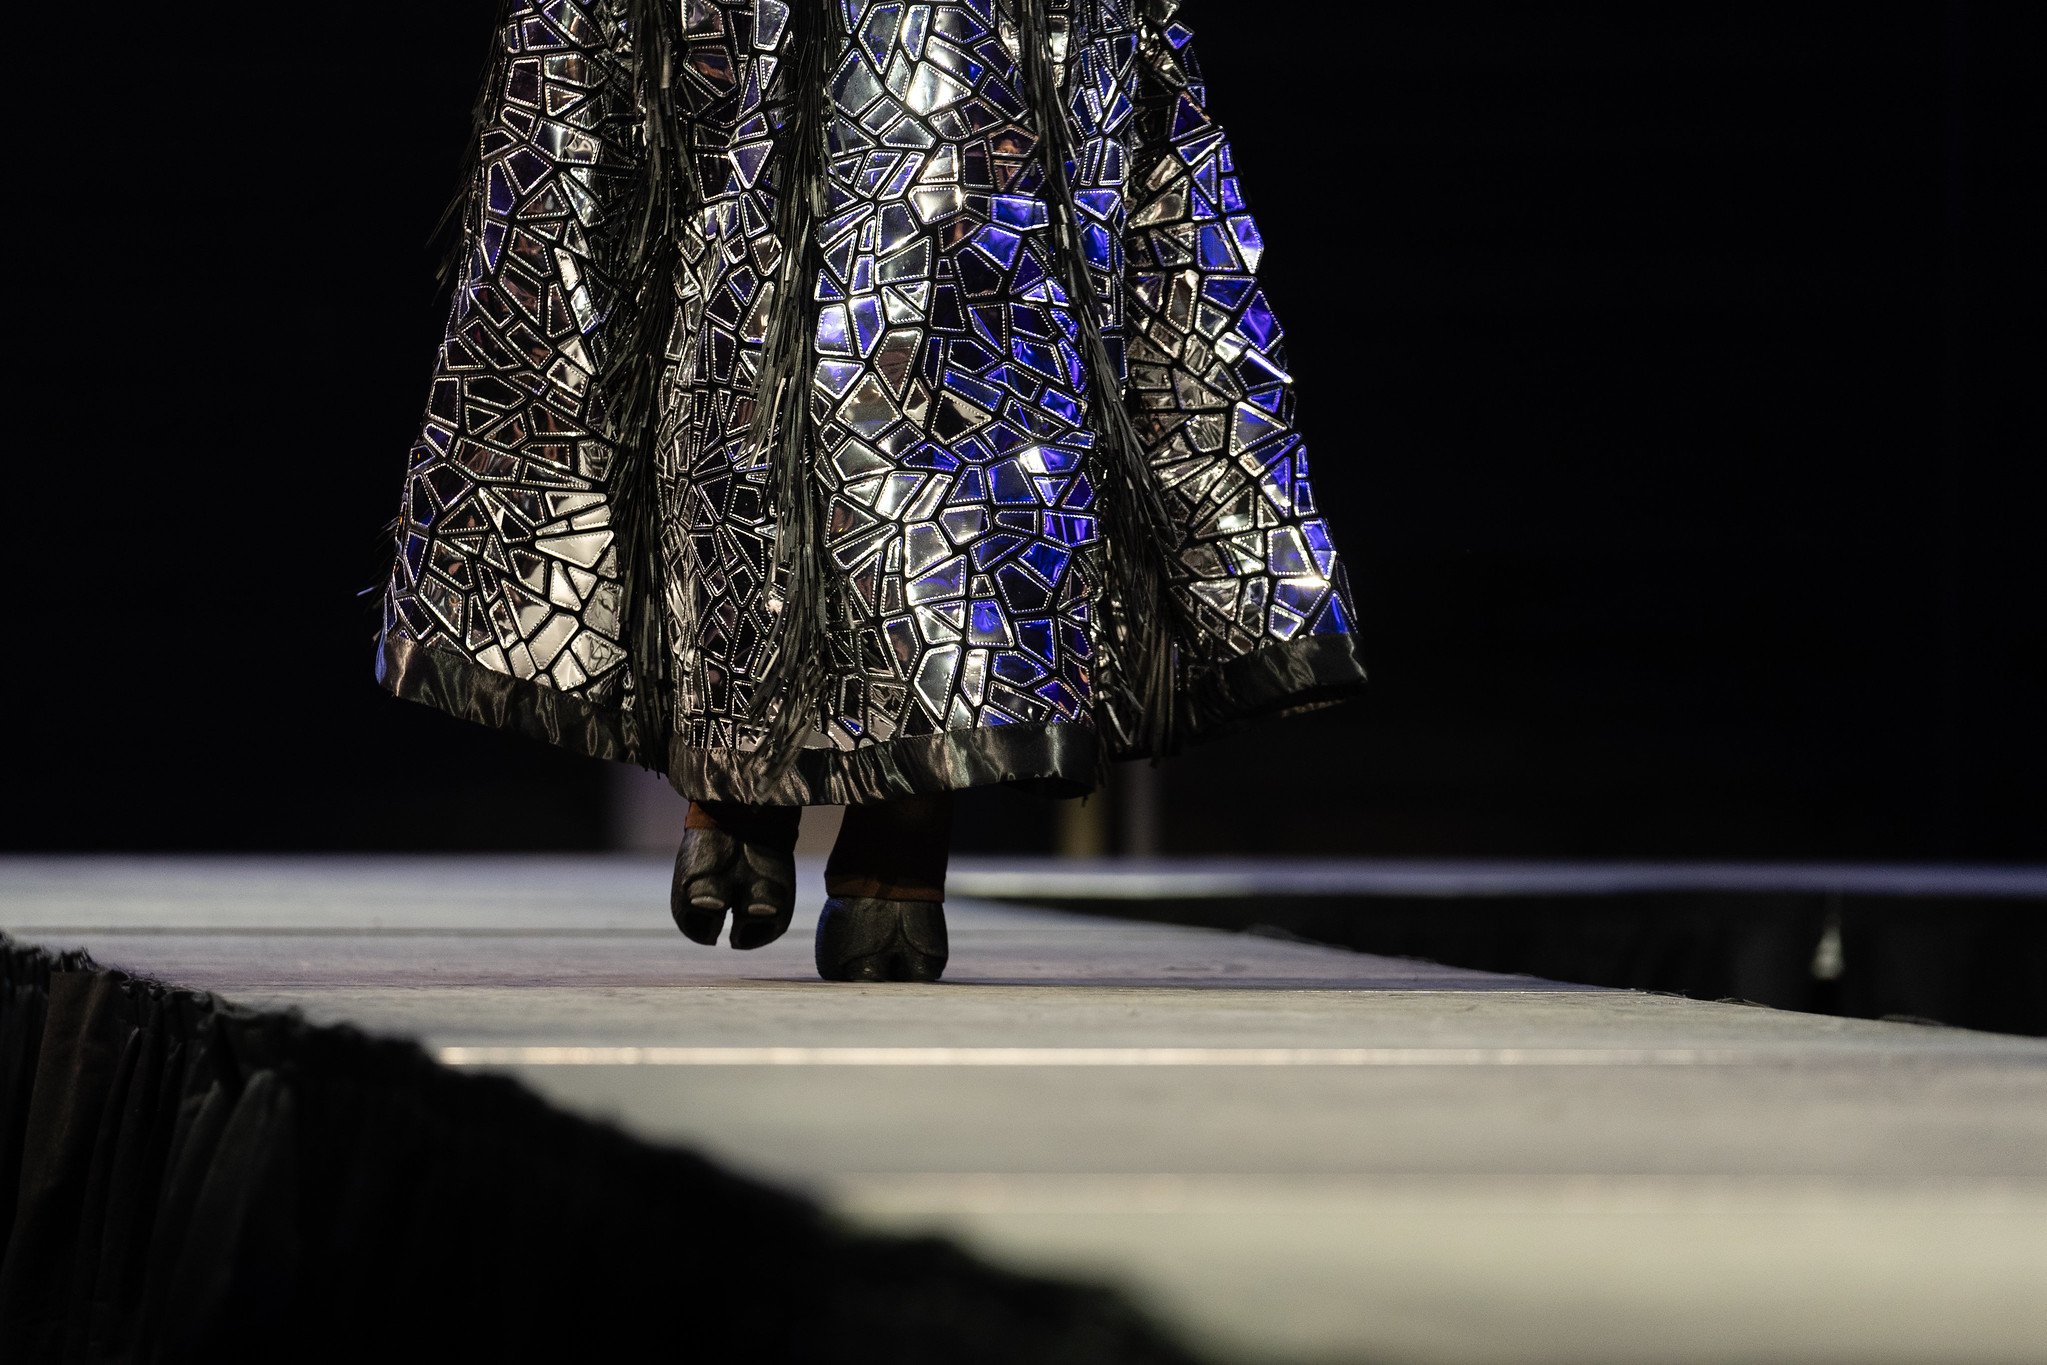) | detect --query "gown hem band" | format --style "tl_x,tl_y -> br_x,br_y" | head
375,629 -> 1367,805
